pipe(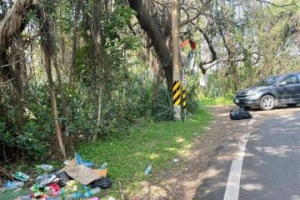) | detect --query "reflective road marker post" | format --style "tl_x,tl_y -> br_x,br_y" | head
182,73 -> 187,119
